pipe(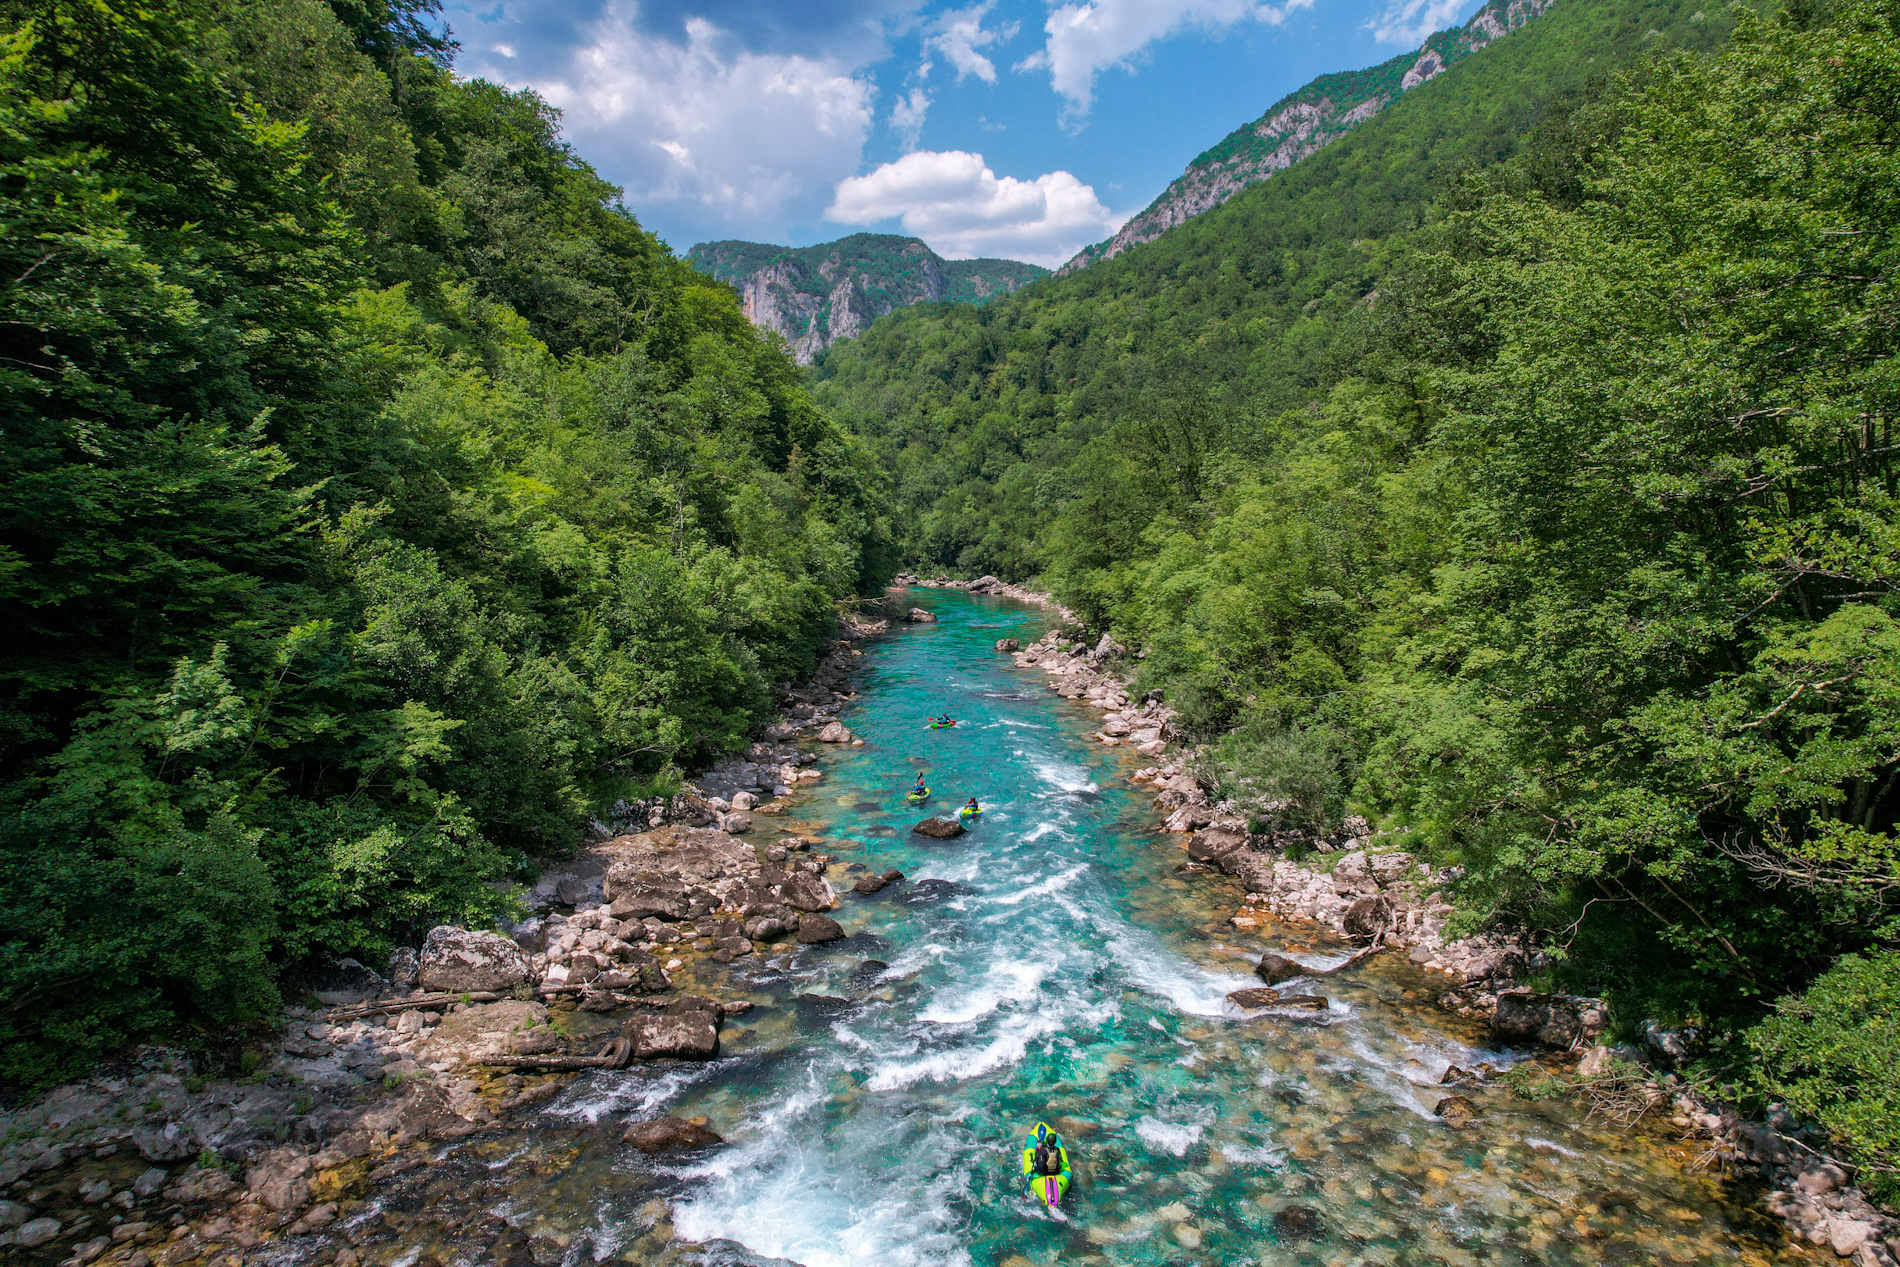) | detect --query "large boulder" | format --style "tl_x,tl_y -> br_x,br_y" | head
624,1009 -> 720,1061
817,721 -> 854,743
1492,992 -> 1608,1048
1369,851 -> 1415,885
1342,895 -> 1395,943
913,816 -> 965,840
906,608 -> 937,623
1227,988 -> 1282,1009
994,637 -> 1020,652
622,1116 -> 723,1154
779,870 -> 837,912
418,926 -> 534,993
1187,828 -> 1248,866
130,1121 -> 196,1163
796,913 -> 845,944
